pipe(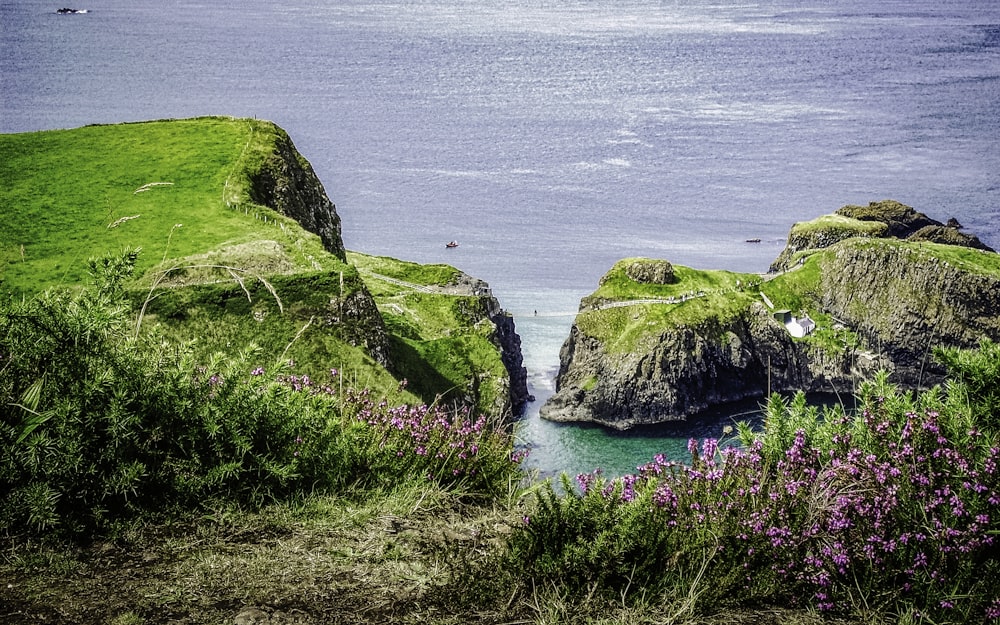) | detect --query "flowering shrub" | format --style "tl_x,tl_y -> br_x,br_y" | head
271,370 -> 524,495
509,365 -> 1000,622
0,253 -> 523,538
